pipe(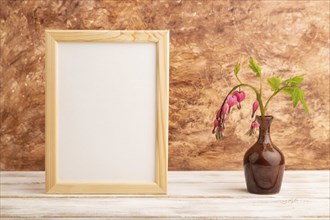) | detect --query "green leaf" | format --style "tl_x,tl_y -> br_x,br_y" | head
298,89 -> 309,113
290,87 -> 309,113
291,88 -> 300,107
267,76 -> 281,91
281,87 -> 294,95
234,63 -> 240,75
248,57 -> 261,77
285,75 -> 304,86
300,97 -> 309,113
